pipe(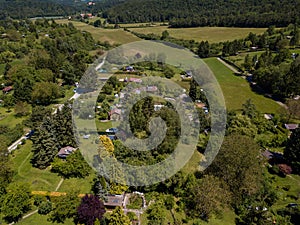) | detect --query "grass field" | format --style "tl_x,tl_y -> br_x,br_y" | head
203,57 -> 282,113
10,141 -> 62,191
0,106 -> 29,129
129,26 -> 267,43
55,20 -> 140,45
15,213 -> 74,225
10,140 -> 94,194
226,51 -> 265,68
